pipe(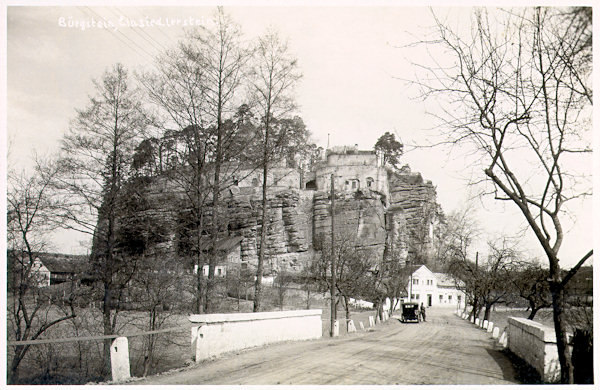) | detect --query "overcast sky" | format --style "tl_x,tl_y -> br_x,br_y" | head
4,4 -> 595,268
